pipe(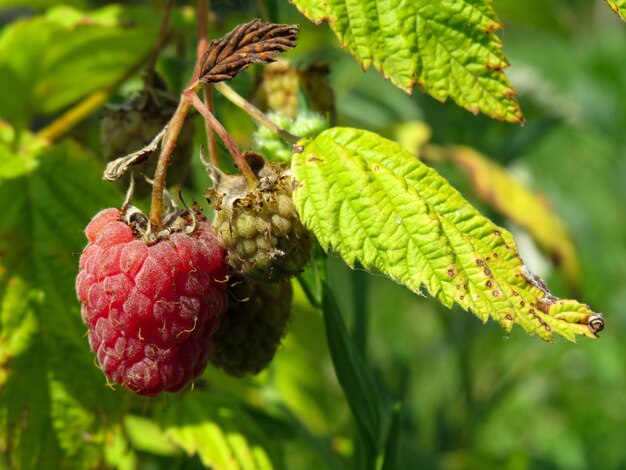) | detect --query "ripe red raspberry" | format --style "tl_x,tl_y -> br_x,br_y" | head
76,208 -> 228,396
